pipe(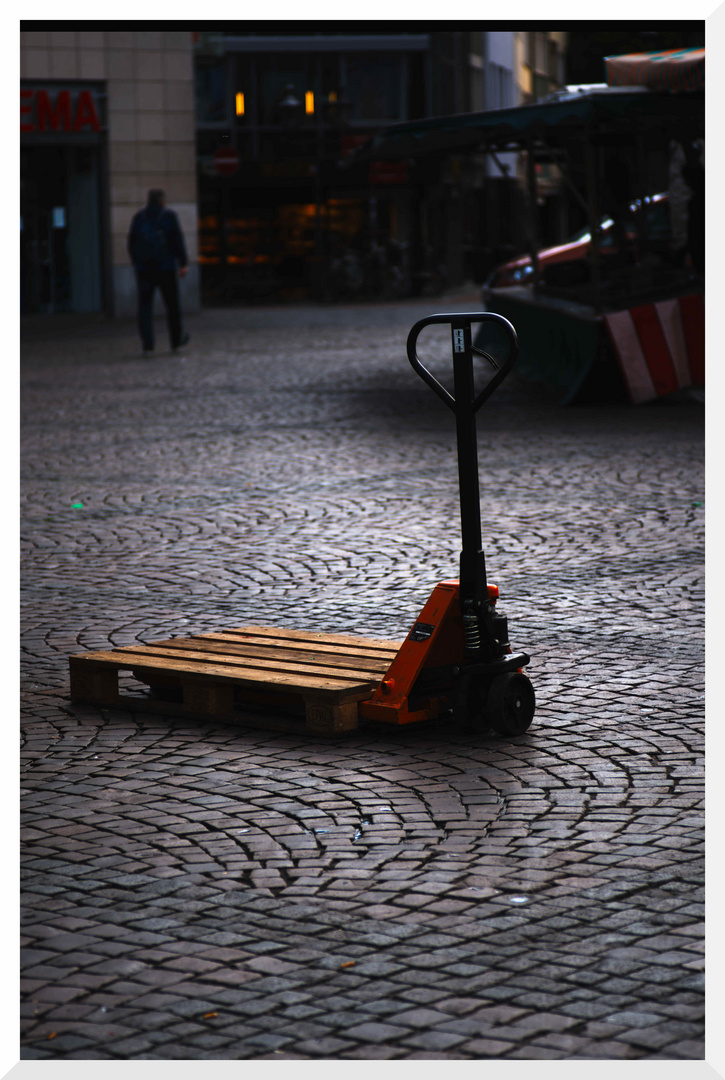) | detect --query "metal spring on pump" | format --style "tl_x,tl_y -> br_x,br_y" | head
462,610 -> 481,656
